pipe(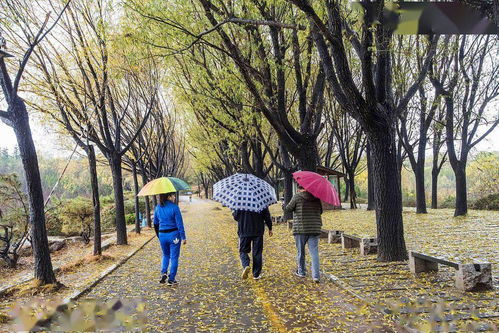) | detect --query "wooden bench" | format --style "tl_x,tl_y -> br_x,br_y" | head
319,229 -> 330,239
271,216 -> 284,224
409,251 -> 493,292
341,234 -> 378,255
